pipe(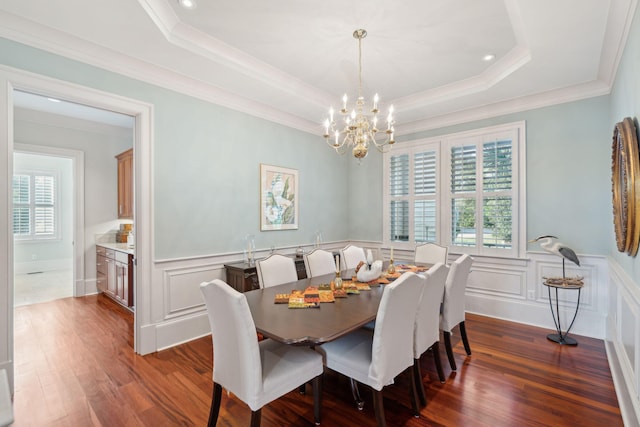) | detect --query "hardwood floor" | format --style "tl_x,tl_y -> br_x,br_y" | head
13,294 -> 622,426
